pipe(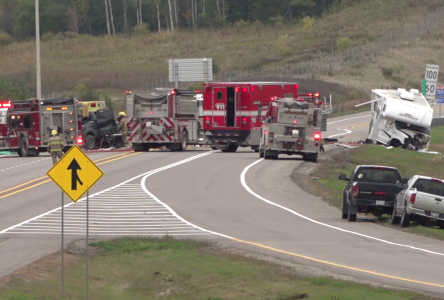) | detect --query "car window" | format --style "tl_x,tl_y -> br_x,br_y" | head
353,167 -> 401,183
413,179 -> 444,195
